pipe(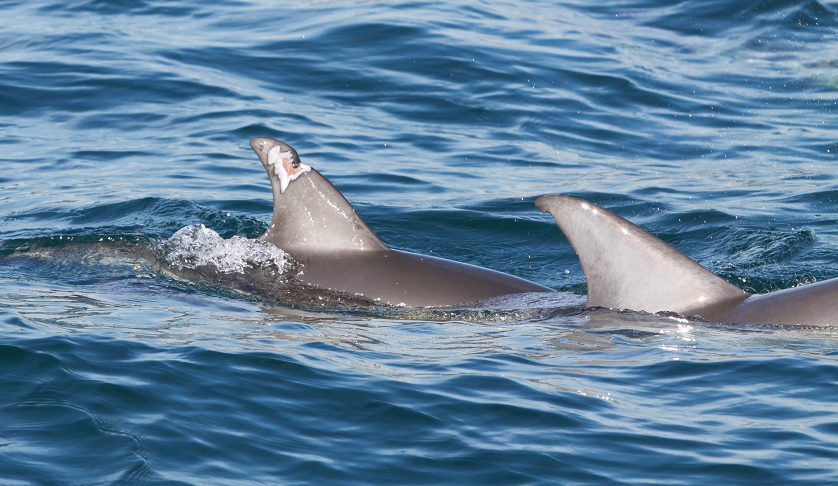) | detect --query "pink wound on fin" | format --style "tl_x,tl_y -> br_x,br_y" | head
267,145 -> 311,193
